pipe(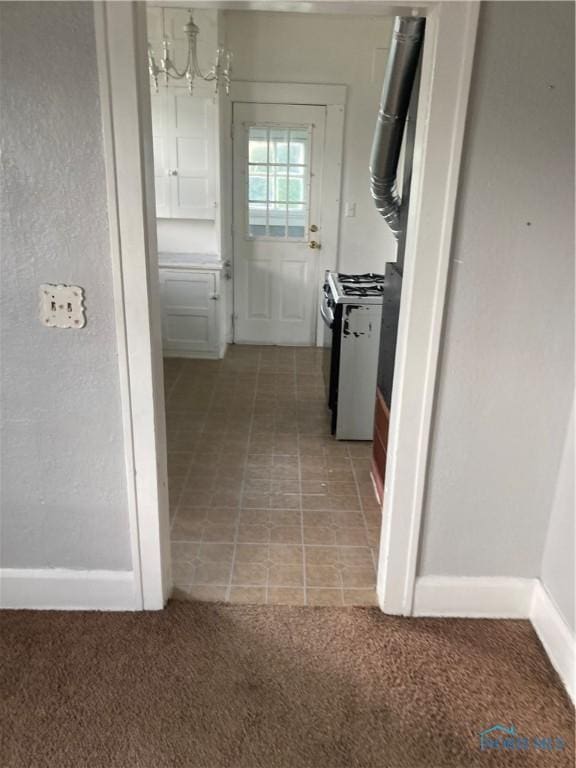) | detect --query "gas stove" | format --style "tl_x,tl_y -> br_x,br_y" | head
320,270 -> 384,440
326,271 -> 386,305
